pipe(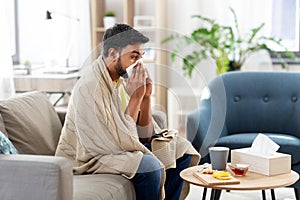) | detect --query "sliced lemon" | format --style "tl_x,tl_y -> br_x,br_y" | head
212,171 -> 232,180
